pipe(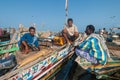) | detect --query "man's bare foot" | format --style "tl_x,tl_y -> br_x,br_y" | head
25,49 -> 30,54
66,42 -> 71,46
23,49 -> 30,54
